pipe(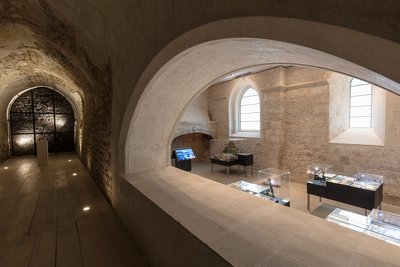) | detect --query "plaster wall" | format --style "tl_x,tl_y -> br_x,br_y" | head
180,90 -> 210,122
208,66 -> 400,205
